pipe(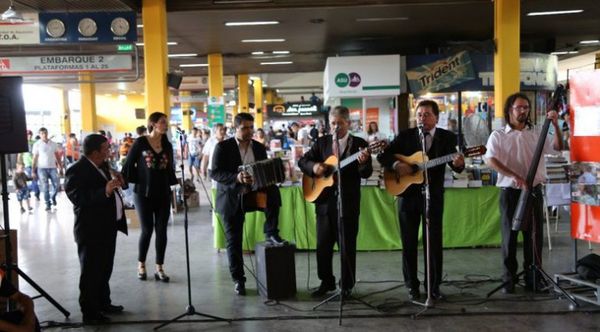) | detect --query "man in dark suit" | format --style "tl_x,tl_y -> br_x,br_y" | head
65,134 -> 128,323
210,112 -> 286,296
298,106 -> 372,298
378,100 -> 464,301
